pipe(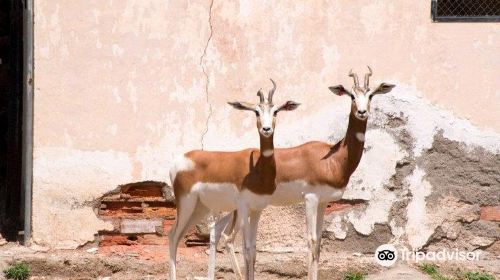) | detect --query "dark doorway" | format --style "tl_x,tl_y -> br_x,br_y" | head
0,0 -> 24,241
